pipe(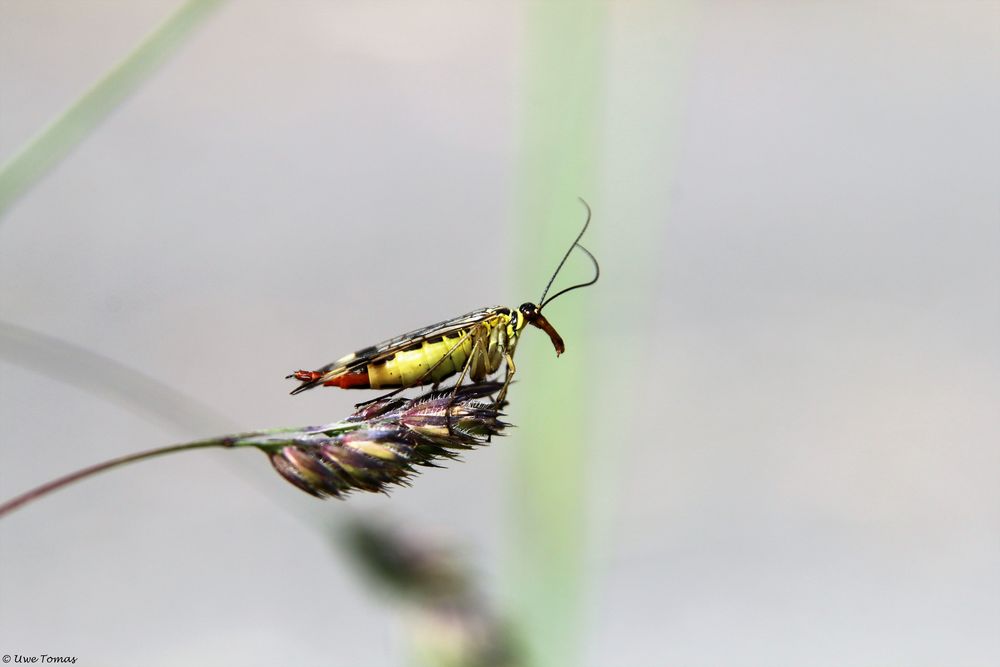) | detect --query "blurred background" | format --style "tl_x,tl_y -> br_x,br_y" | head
1,1 -> 997,665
